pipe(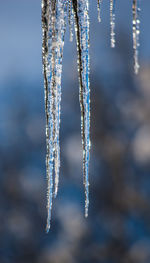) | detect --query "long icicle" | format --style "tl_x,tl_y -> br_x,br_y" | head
43,0 -> 57,233
132,0 -> 141,74
72,0 -> 90,217
42,0 -> 68,232
110,0 -> 116,48
42,0 -> 54,233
